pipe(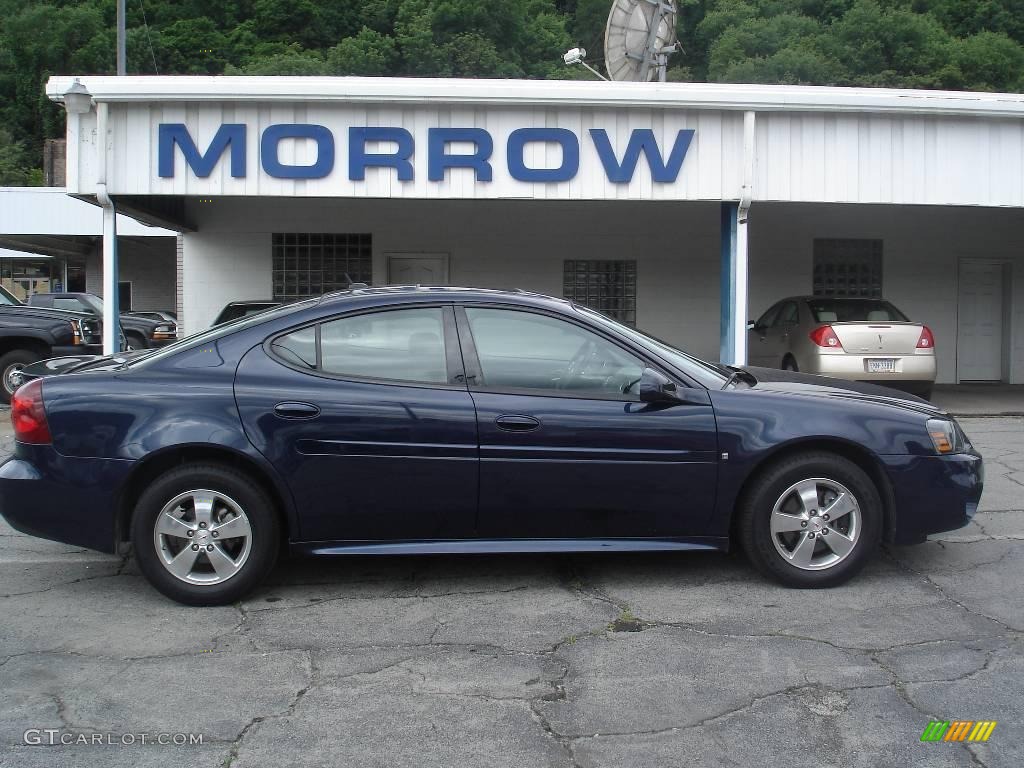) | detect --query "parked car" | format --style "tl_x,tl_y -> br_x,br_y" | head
127,310 -> 178,325
748,296 -> 937,399
212,300 -> 281,326
0,284 -> 104,402
0,287 -> 981,605
27,293 -> 177,349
